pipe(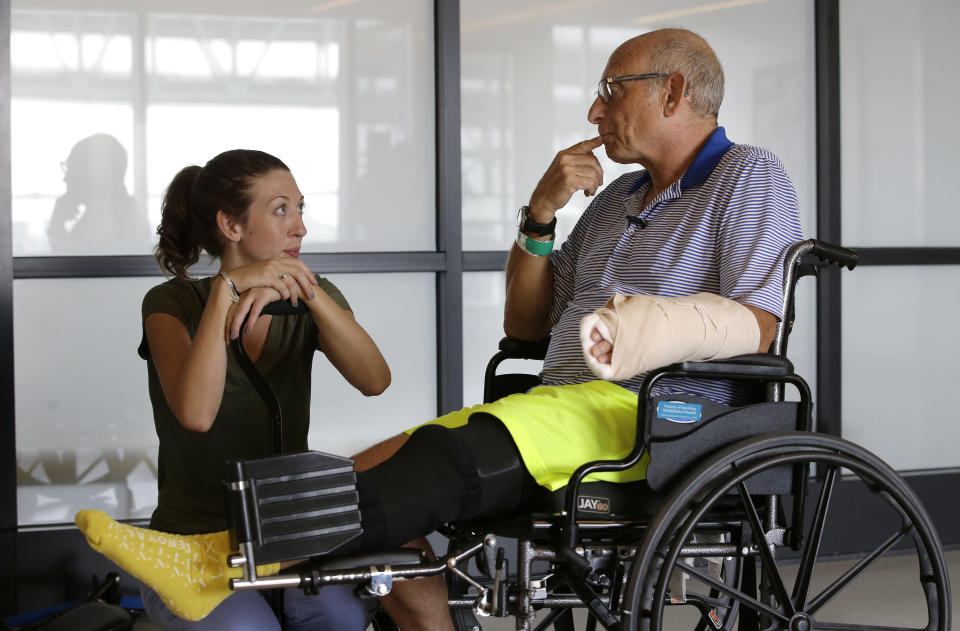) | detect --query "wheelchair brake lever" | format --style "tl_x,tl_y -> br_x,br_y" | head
491,548 -> 506,615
